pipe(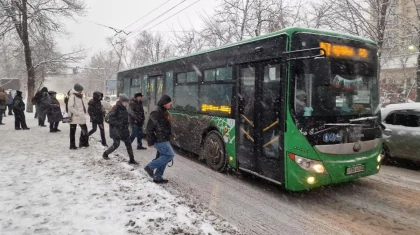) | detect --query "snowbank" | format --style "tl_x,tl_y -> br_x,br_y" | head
0,115 -> 240,235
